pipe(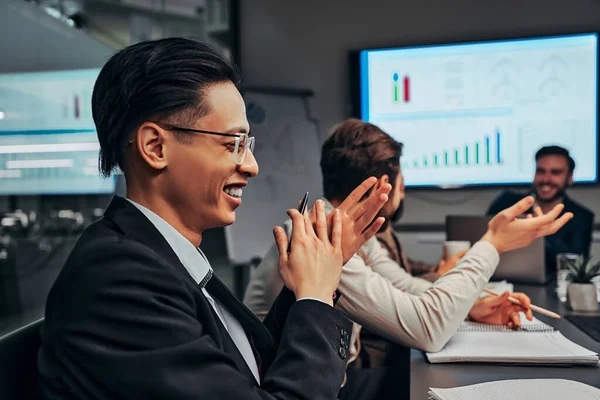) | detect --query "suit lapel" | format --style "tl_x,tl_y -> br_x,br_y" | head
103,196 -> 277,376
103,196 -> 195,286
